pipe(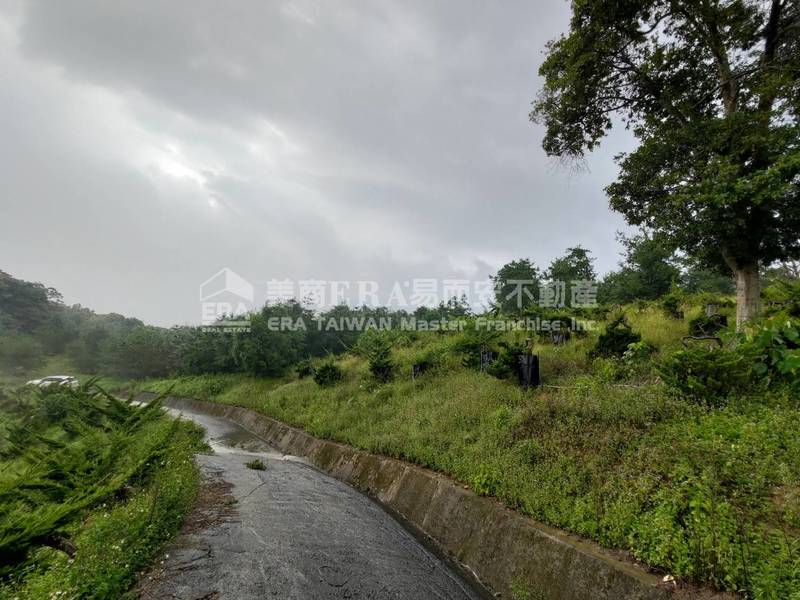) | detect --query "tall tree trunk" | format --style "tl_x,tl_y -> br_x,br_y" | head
734,261 -> 760,330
